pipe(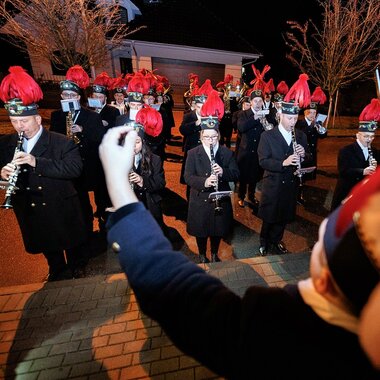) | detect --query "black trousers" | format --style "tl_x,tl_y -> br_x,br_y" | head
259,221 -> 287,247
196,236 -> 222,256
43,242 -> 90,276
238,181 -> 257,201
